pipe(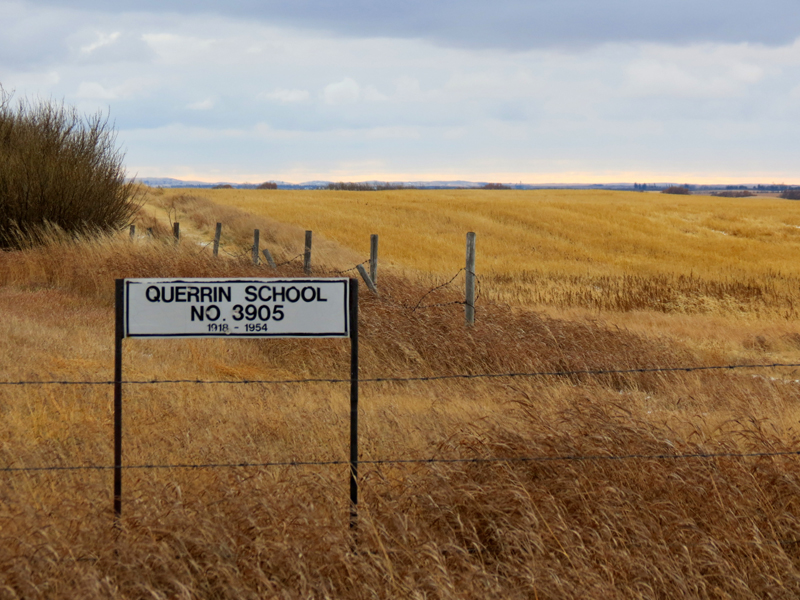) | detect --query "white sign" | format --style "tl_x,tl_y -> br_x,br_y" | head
124,278 -> 349,338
